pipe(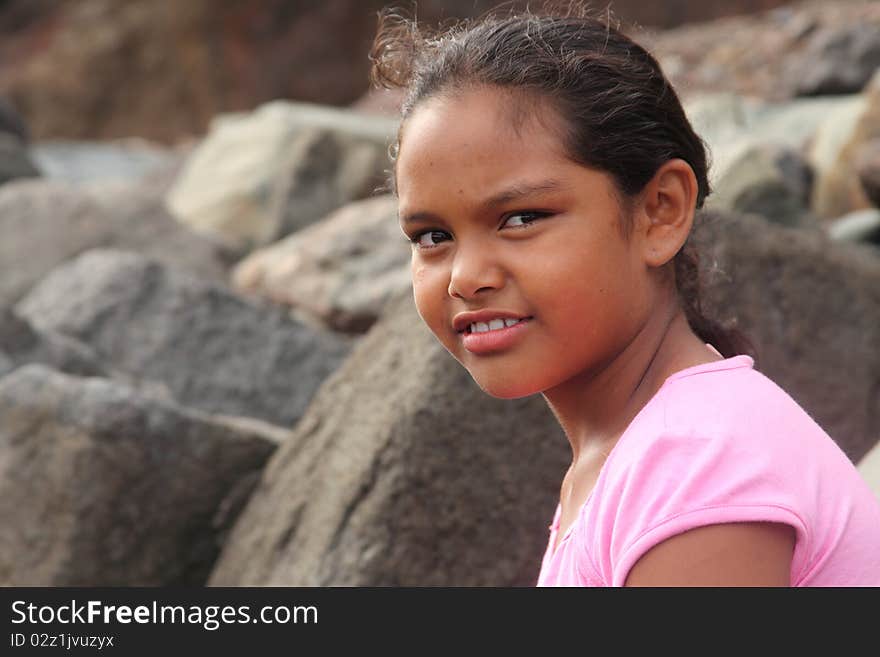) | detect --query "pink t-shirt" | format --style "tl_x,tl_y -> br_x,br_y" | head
536,352 -> 880,586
